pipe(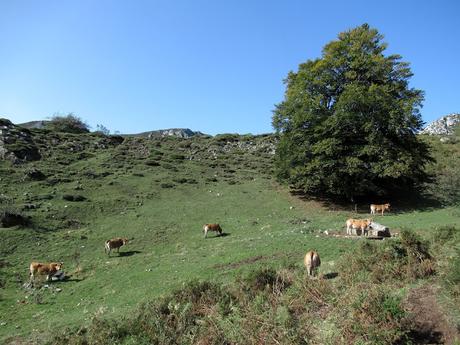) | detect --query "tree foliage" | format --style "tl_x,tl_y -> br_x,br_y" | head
272,24 -> 432,199
47,113 -> 90,134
